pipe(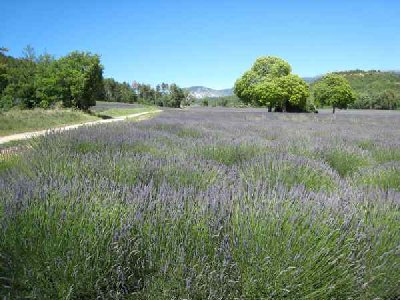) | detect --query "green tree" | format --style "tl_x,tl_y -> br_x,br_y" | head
118,82 -> 137,103
57,52 -> 104,110
252,78 -> 280,110
181,90 -> 193,107
234,56 -> 310,112
1,53 -> 36,108
0,47 -> 105,111
0,48 -> 9,97
234,70 -> 262,106
276,74 -> 310,112
103,78 -> 118,102
313,74 -> 355,113
81,60 -> 104,109
133,82 -> 187,107
378,90 -> 399,110
167,83 -> 185,108
137,84 -> 155,104
251,56 -> 291,78
34,53 -> 61,108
